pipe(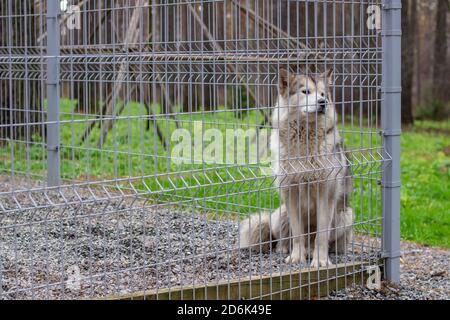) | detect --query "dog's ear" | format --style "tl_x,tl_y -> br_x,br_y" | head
322,68 -> 334,85
279,68 -> 297,96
